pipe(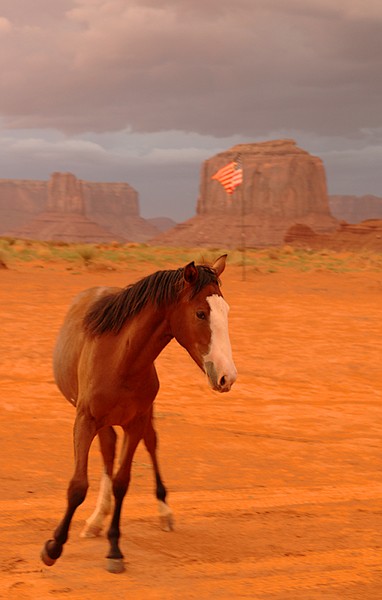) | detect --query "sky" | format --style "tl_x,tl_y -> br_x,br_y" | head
1,0 -> 382,221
